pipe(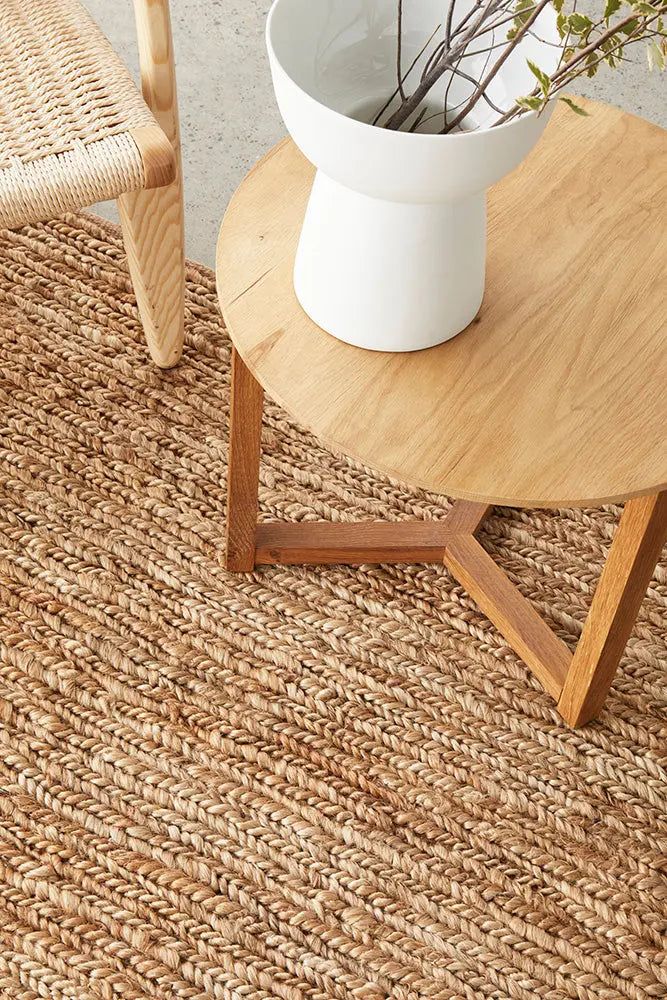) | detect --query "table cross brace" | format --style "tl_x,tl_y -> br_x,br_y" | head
226,349 -> 667,728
